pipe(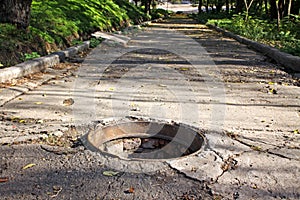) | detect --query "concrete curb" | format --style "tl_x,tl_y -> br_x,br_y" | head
207,24 -> 300,72
0,19 -> 161,84
0,41 -> 90,83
